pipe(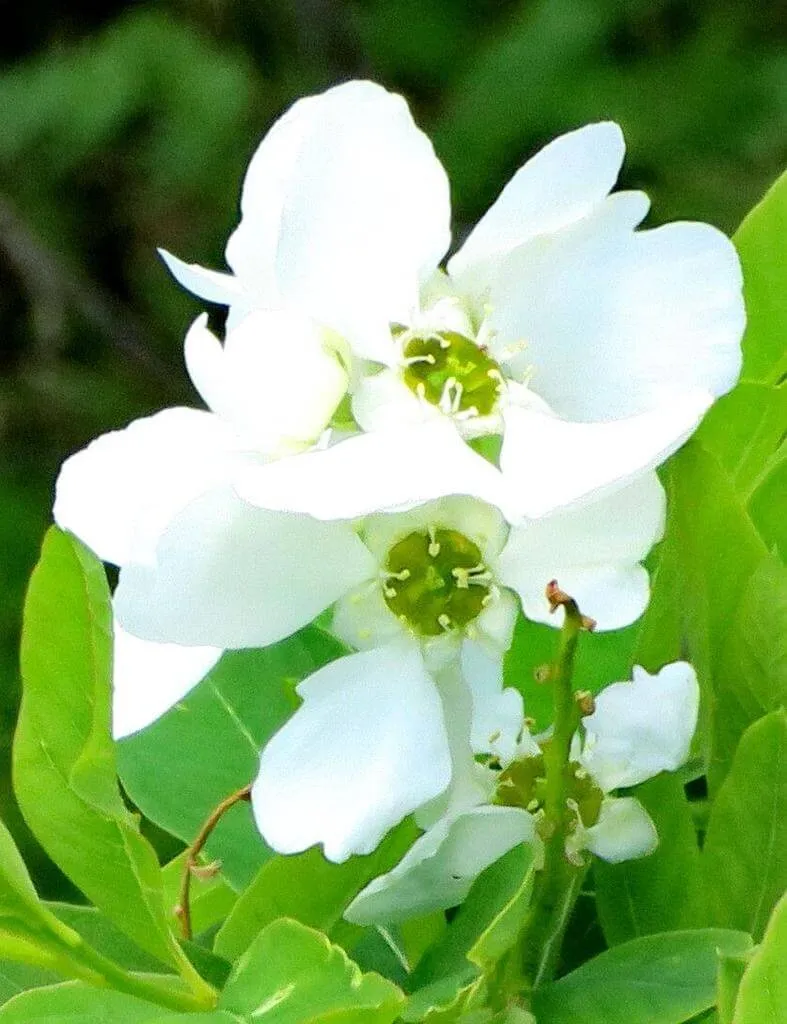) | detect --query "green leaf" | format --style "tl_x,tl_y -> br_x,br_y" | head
0,962 -> 59,1007
118,629 -> 344,890
732,889 -> 787,1023
666,443 -> 769,776
215,820 -> 418,961
218,918 -> 404,1023
595,774 -> 705,945
47,903 -> 162,972
410,846 -> 533,999
0,982 -> 164,1021
732,165 -> 787,385
15,528 -> 184,970
703,711 -> 787,941
696,382 -> 787,497
532,929 -> 753,1024
716,949 -> 751,1024
467,845 -> 536,970
711,556 -> 787,782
